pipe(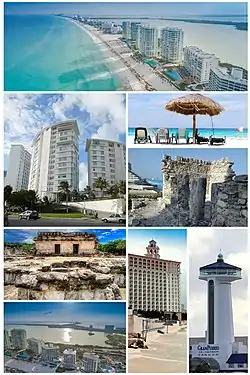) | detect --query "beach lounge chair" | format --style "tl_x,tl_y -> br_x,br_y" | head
209,135 -> 226,145
134,127 -> 152,144
175,128 -> 190,144
156,128 -> 170,144
195,129 -> 209,144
